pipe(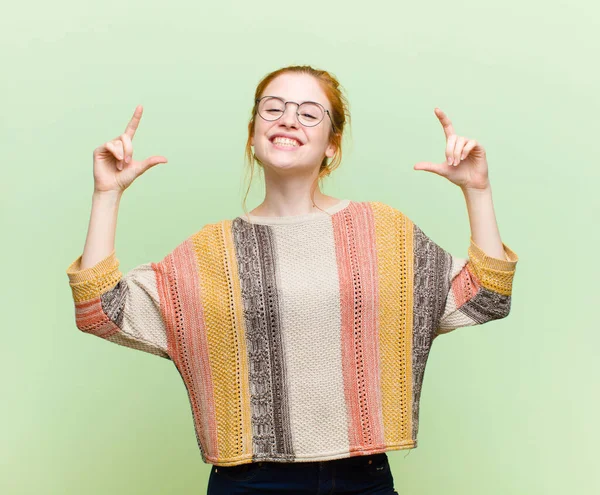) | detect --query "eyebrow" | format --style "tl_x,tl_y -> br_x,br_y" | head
266,96 -> 328,109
